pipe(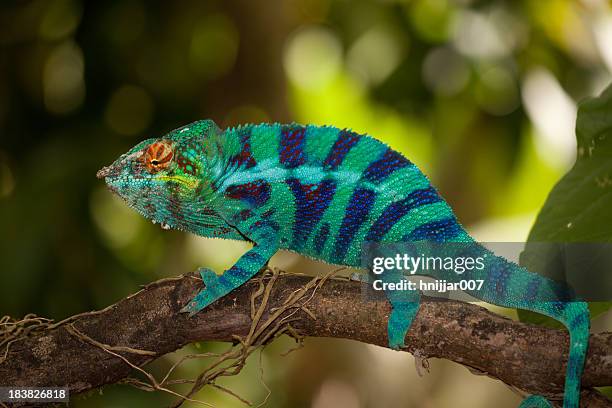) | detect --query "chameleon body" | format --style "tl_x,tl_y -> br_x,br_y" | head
98,120 -> 589,408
